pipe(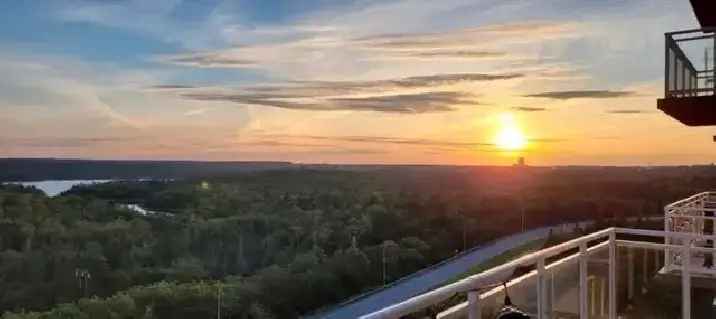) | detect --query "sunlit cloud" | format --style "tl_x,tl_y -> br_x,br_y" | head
249,134 -> 495,151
